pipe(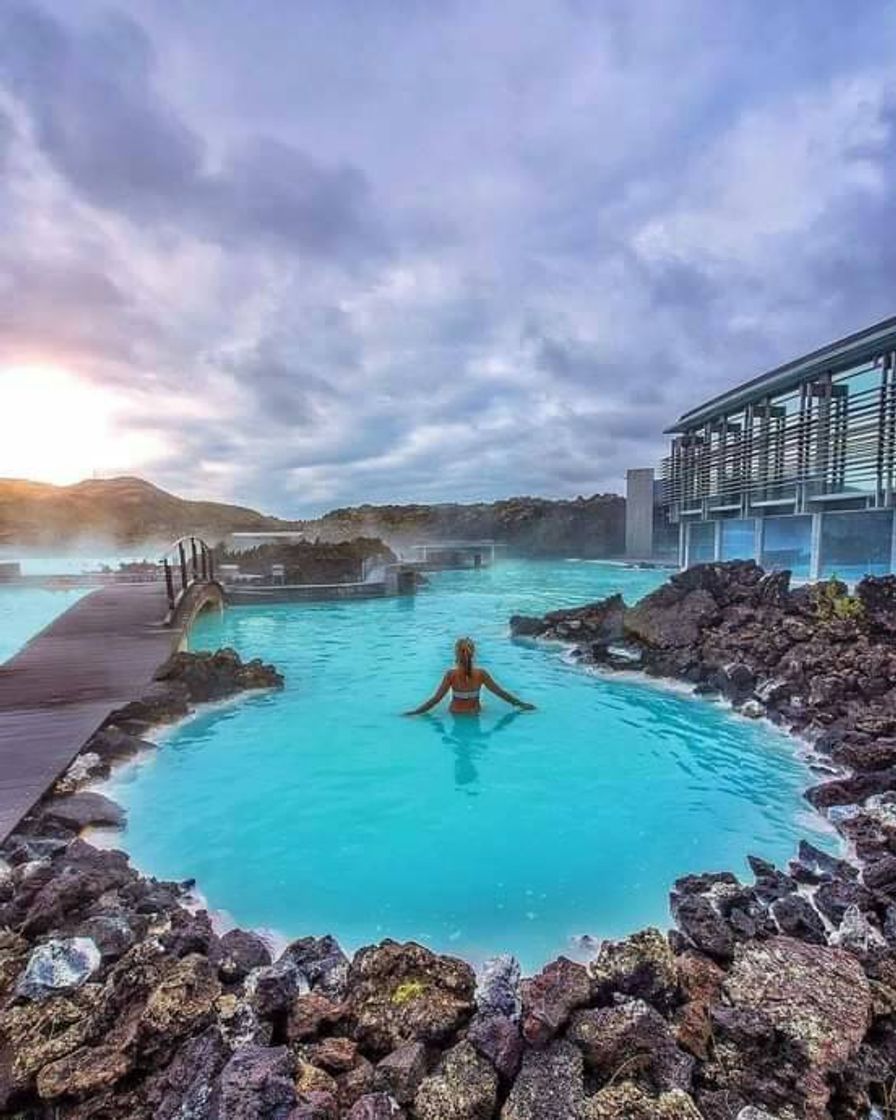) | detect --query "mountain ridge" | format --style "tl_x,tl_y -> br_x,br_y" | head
0,476 -> 300,550
0,477 -> 626,557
